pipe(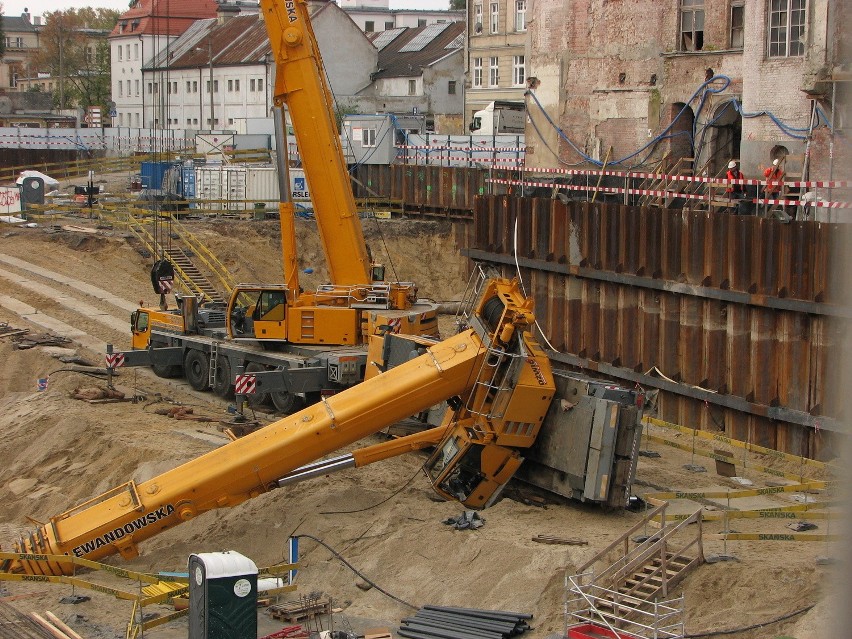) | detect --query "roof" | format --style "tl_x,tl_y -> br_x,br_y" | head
367,21 -> 464,80
109,0 -> 219,38
147,14 -> 271,70
2,15 -> 37,32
